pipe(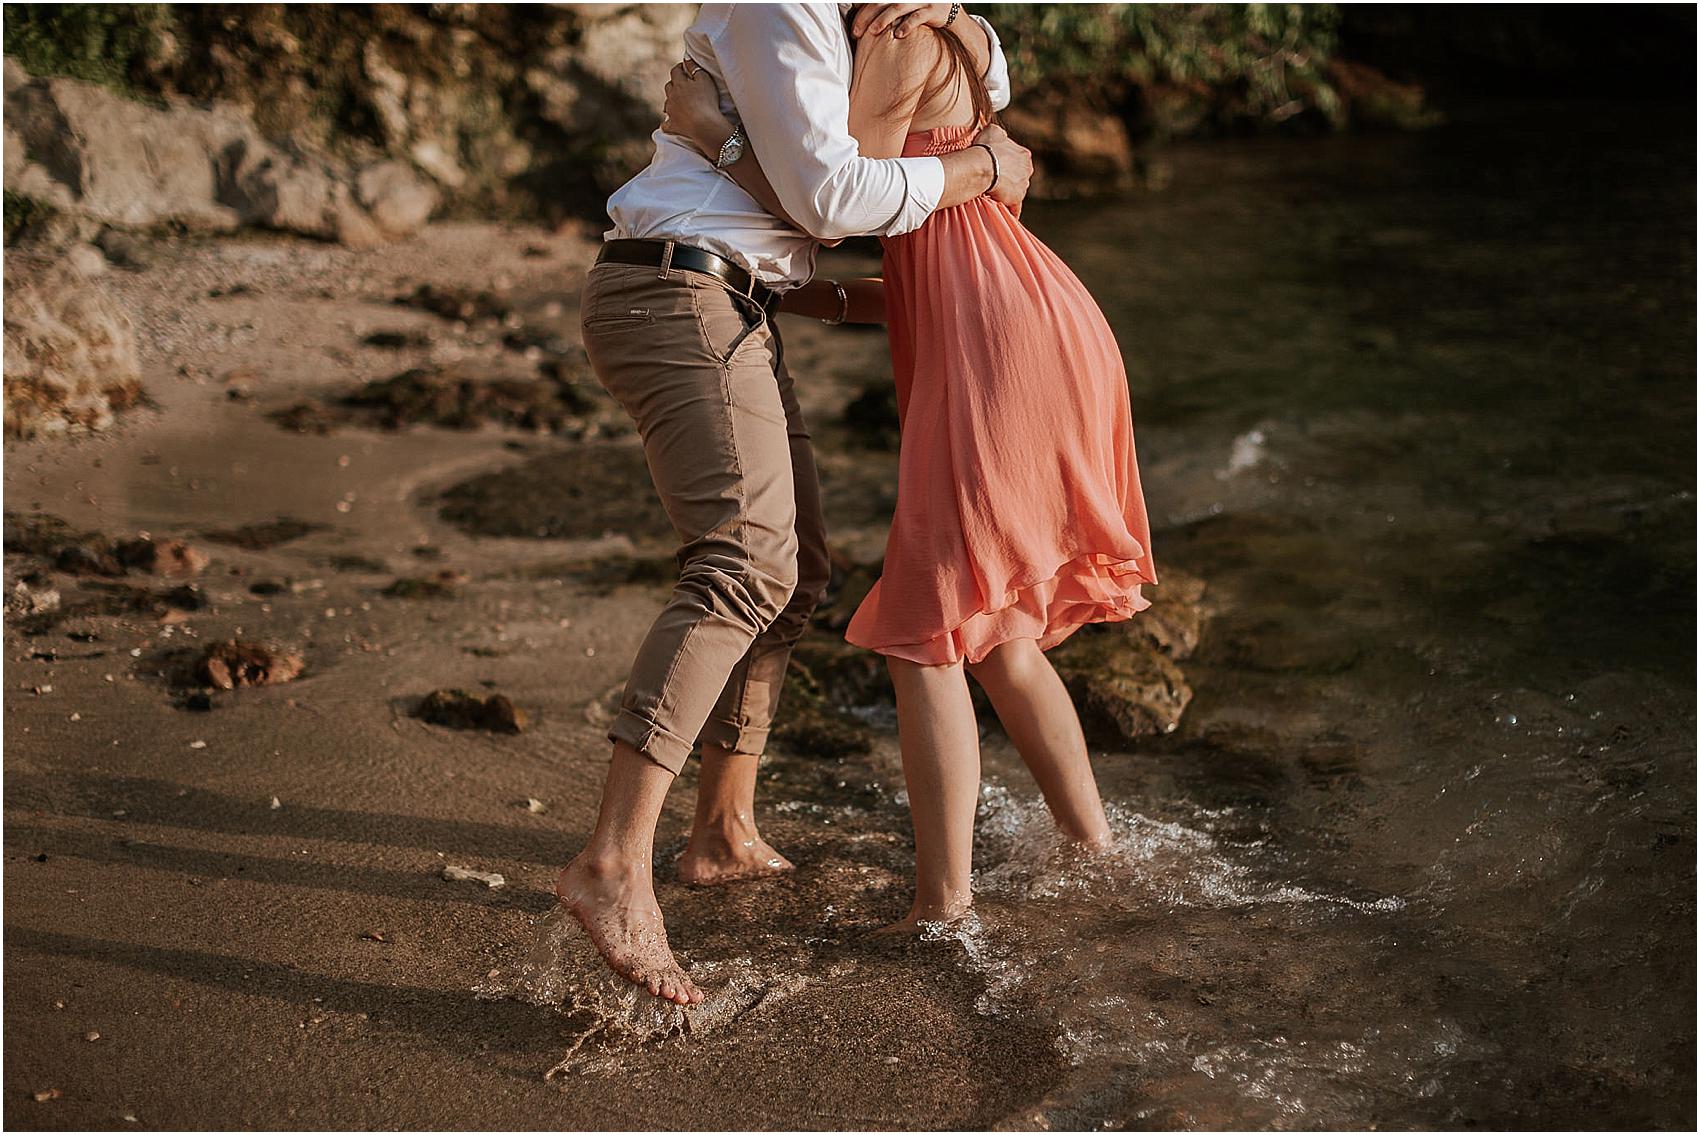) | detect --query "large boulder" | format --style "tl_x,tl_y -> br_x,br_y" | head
3,56 -> 438,244
2,251 -> 143,438
1049,566 -> 1207,740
